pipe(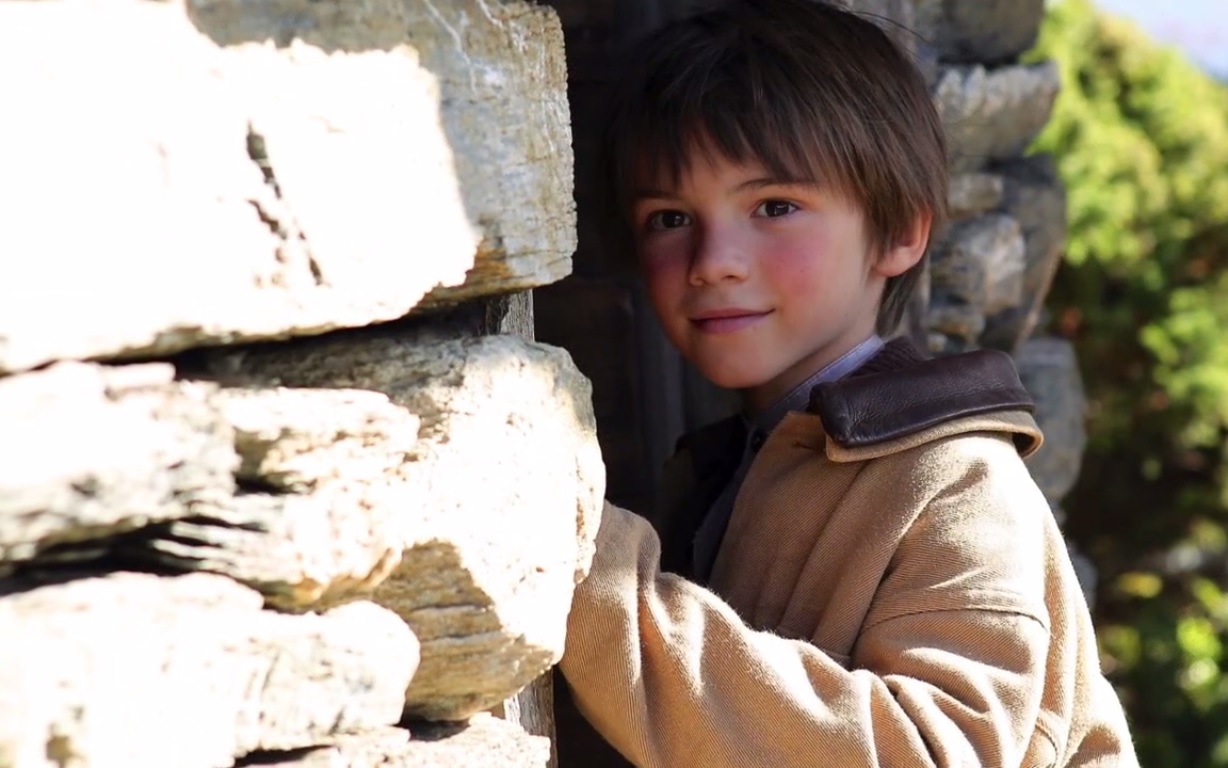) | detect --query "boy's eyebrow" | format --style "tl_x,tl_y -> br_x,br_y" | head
732,177 -> 817,192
